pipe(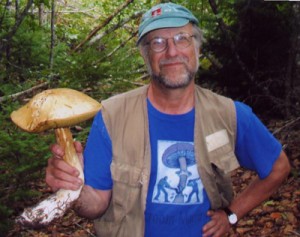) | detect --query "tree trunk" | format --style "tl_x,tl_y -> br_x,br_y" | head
293,3 -> 300,91
0,0 -> 13,64
39,3 -> 46,26
3,0 -> 34,41
49,0 -> 56,70
15,0 -> 19,19
285,3 -> 300,117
